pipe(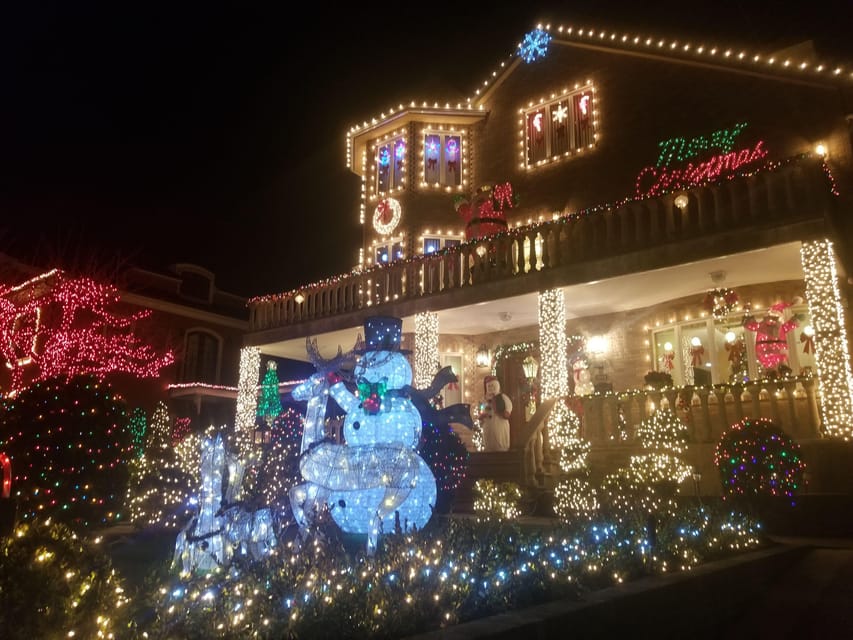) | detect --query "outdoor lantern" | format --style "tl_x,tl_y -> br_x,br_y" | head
293,292 -> 305,304
522,354 -> 539,380
674,193 -> 689,210
253,422 -> 272,447
476,345 -> 491,368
